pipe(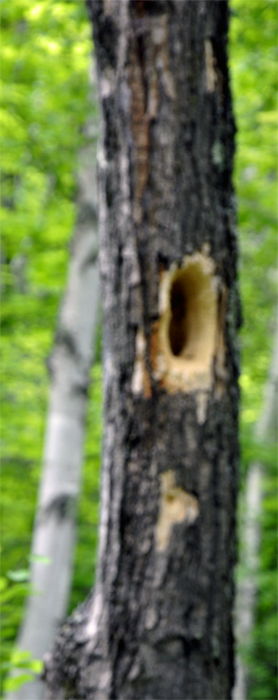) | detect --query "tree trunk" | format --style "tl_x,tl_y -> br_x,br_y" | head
8,127 -> 100,700
44,2 -> 240,698
233,319 -> 278,700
